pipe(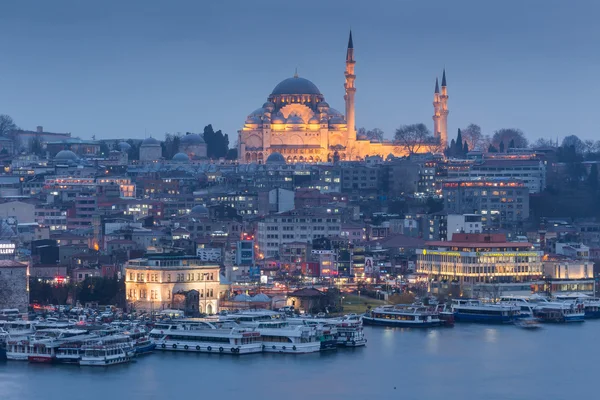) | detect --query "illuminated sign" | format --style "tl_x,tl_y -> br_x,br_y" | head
420,250 -> 540,257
